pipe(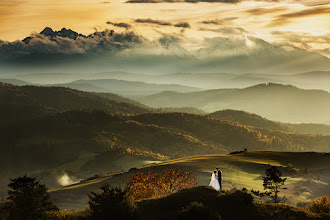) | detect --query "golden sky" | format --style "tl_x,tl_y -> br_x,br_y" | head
0,0 -> 329,56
